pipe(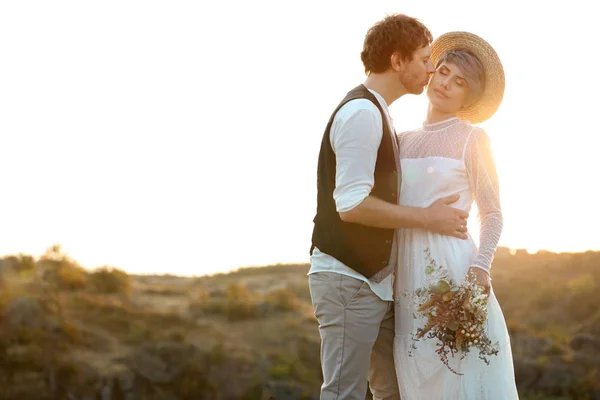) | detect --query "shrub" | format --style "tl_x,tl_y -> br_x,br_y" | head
265,288 -> 299,312
87,267 -> 131,294
51,260 -> 87,291
39,246 -> 88,291
224,284 -> 261,320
